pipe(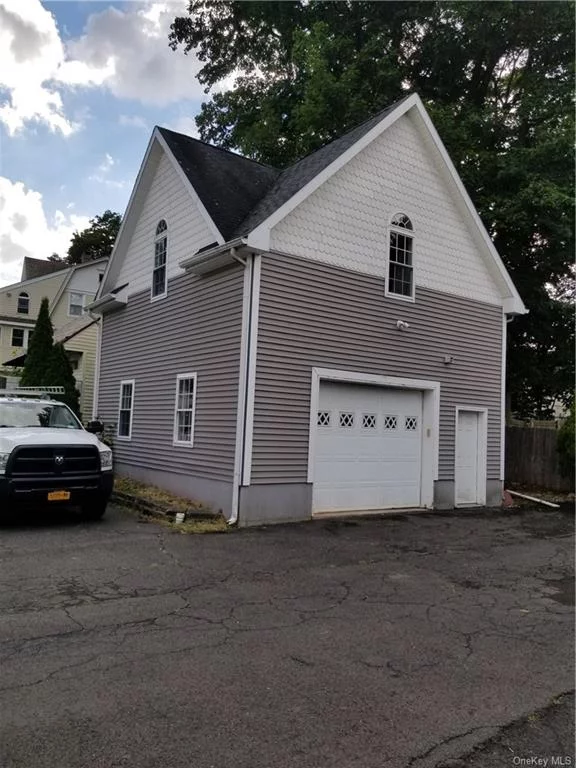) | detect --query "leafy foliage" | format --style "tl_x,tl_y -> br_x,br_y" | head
557,402 -> 575,484
67,210 -> 121,265
170,1 -> 575,417
45,343 -> 81,419
19,297 -> 54,388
